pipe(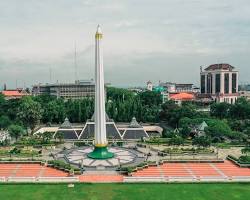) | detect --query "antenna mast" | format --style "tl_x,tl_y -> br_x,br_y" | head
74,42 -> 78,82
49,67 -> 52,83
